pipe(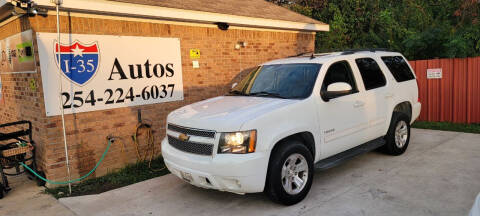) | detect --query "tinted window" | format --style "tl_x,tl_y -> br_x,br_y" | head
355,58 -> 386,90
381,56 -> 415,82
321,61 -> 358,93
230,63 -> 321,99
